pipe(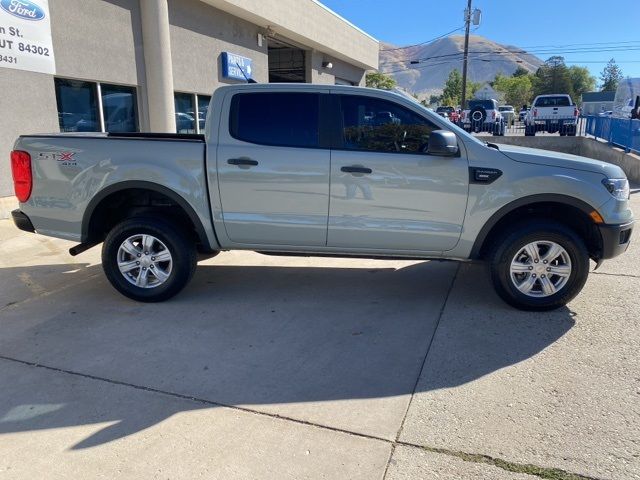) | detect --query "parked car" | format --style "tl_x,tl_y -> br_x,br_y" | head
525,94 -> 579,136
460,99 -> 505,135
175,112 -> 196,132
519,107 -> 529,122
499,105 -> 515,125
436,106 -> 460,123
10,84 -> 633,310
